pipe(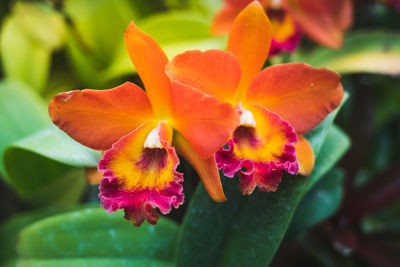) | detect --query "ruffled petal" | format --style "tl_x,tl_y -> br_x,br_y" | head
166,49 -> 241,103
284,0 -> 352,48
227,1 -> 272,102
170,80 -> 239,159
216,104 -> 298,194
49,82 -> 154,150
125,22 -> 172,117
296,134 -> 315,176
246,63 -> 344,134
98,121 -> 184,226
